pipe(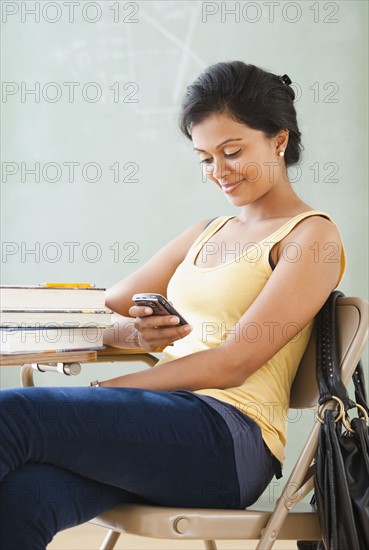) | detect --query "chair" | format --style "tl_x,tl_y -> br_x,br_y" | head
88,295 -> 369,550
